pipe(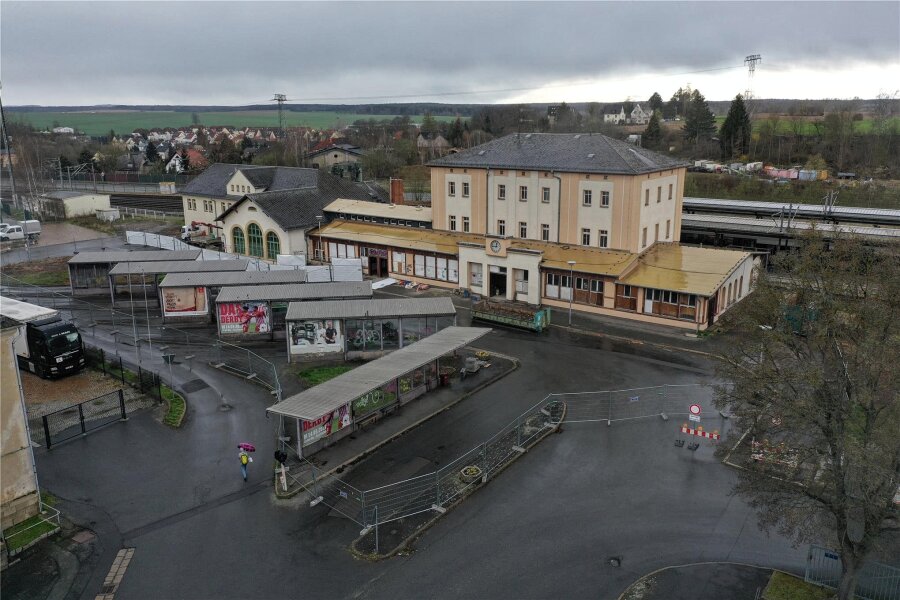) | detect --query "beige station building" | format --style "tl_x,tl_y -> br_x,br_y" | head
310,133 -> 757,331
